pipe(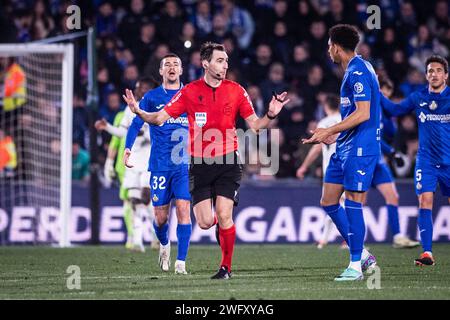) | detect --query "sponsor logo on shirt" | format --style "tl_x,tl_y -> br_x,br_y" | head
418,111 -> 450,123
195,112 -> 207,127
166,117 -> 188,125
